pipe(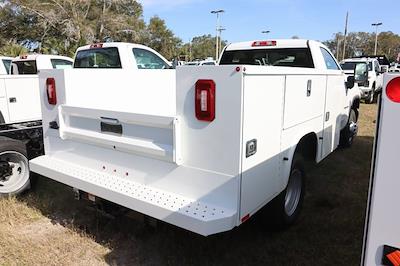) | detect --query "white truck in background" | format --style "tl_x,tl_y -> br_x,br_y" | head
340,57 -> 384,104
0,56 -> 12,75
361,73 -> 400,266
30,39 -> 361,236
0,54 -> 73,197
